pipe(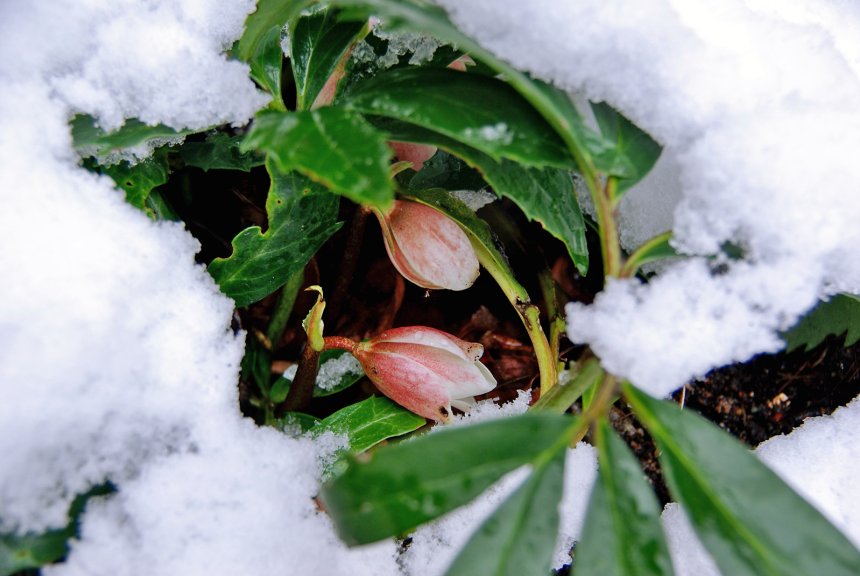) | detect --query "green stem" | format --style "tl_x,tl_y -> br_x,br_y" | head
266,269 -> 304,347
594,176 -> 623,279
537,266 -> 565,367
472,246 -> 558,395
531,357 -> 604,414
571,373 -> 619,445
